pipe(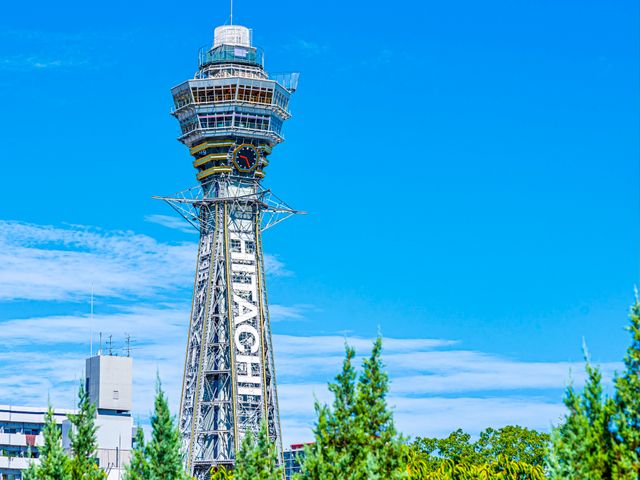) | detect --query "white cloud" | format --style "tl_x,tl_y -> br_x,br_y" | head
270,304 -> 314,321
145,214 -> 197,234
0,220 -> 196,302
0,56 -> 89,71
0,220 -> 292,303
264,253 -> 292,277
